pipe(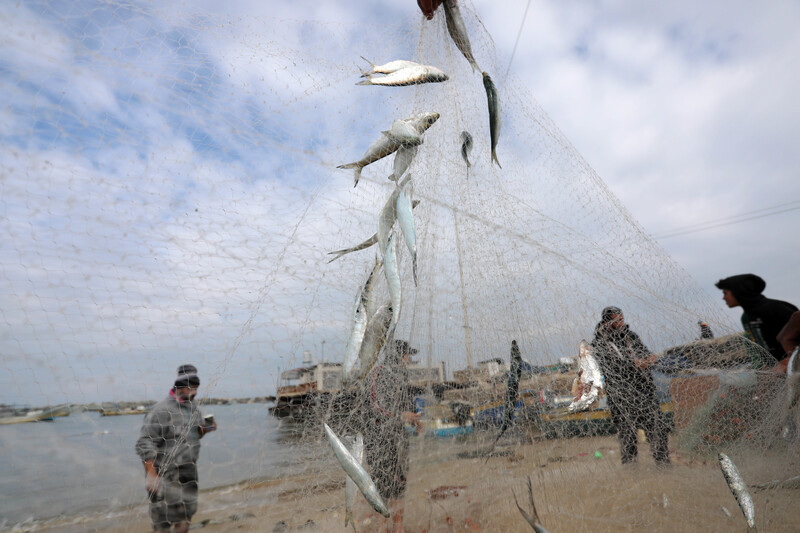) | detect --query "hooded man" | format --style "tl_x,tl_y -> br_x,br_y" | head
715,274 -> 797,367
135,365 -> 217,533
